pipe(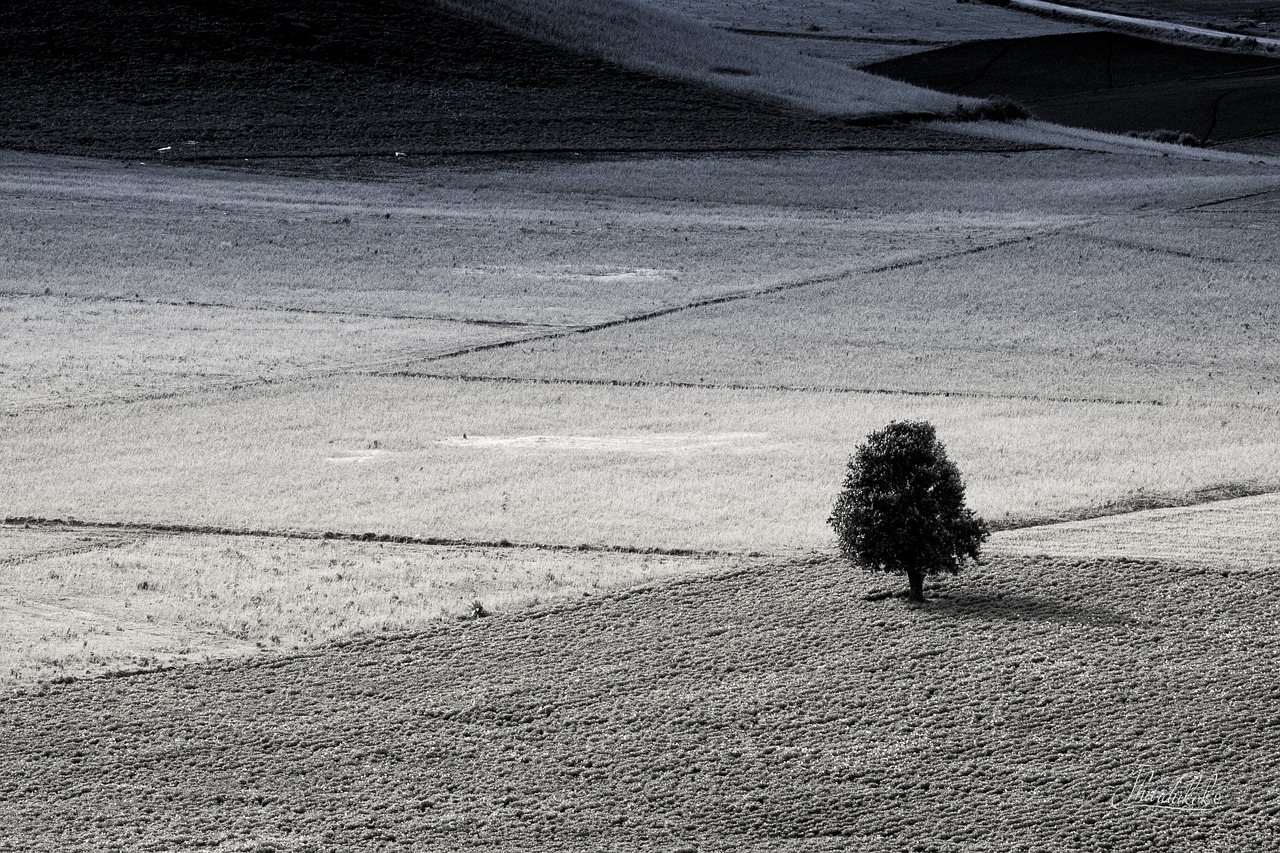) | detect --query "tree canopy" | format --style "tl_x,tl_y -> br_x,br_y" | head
828,420 -> 988,602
